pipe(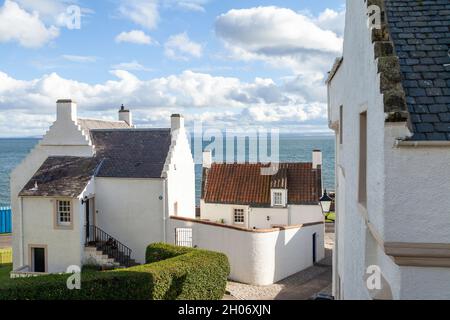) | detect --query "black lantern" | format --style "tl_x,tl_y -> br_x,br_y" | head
319,190 -> 332,215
